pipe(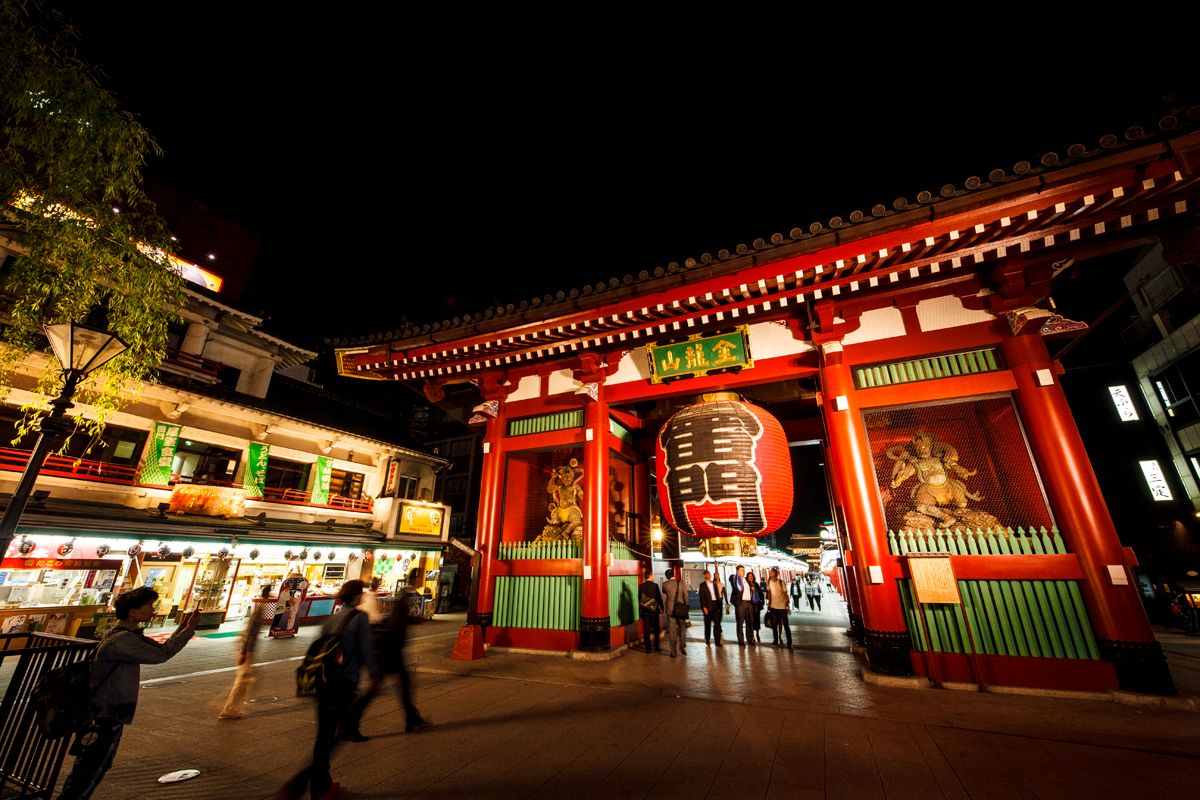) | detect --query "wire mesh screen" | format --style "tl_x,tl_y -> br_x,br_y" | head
863,397 -> 1051,533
